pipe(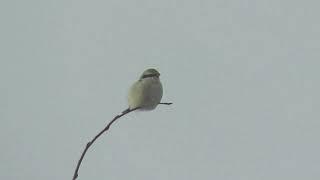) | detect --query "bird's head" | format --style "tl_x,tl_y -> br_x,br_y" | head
140,68 -> 161,79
